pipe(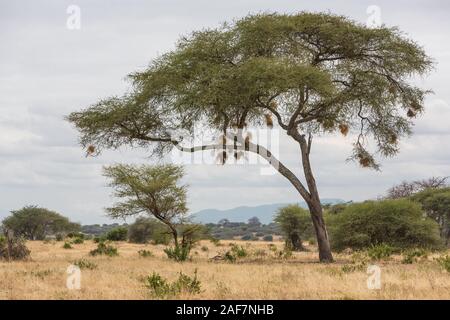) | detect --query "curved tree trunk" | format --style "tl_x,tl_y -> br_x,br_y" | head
307,200 -> 333,262
173,136 -> 334,262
